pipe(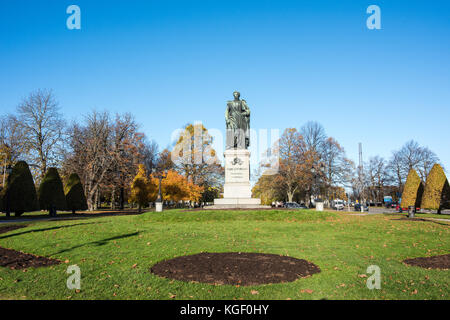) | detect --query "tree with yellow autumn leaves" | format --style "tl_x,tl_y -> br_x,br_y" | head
130,164 -> 154,213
